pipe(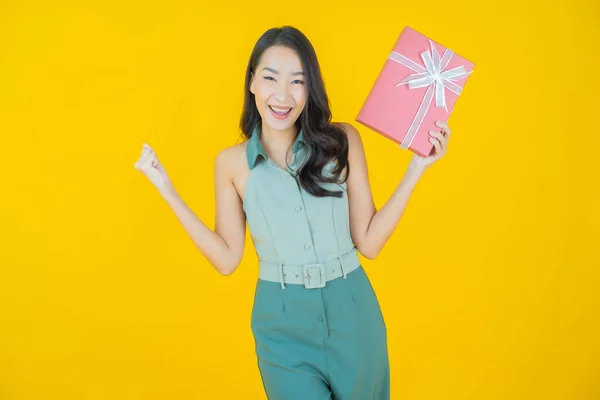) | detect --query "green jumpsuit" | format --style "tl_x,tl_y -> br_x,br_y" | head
244,123 -> 390,399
